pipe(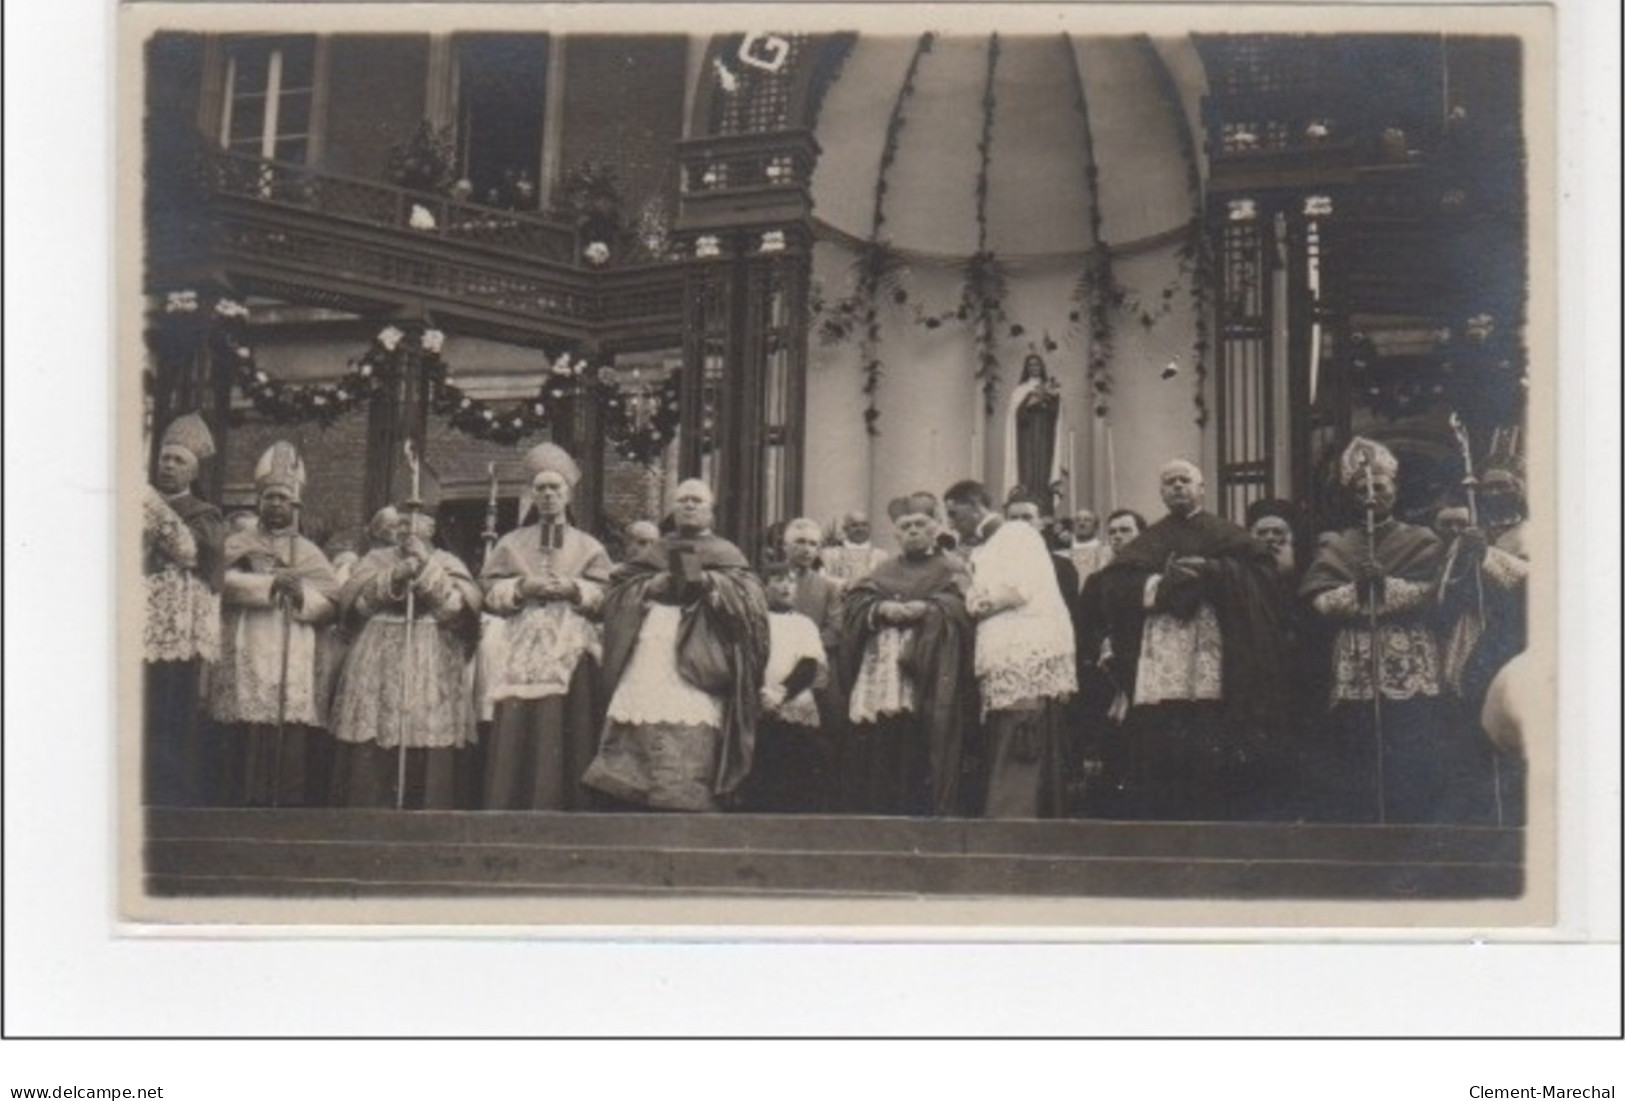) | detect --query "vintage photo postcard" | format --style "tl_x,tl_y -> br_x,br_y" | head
115,1 -> 1562,931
